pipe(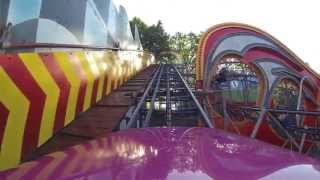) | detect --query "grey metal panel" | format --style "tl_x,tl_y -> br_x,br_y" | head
1,0 -> 141,50
94,0 -> 111,25
107,1 -> 118,43
40,0 -> 87,42
253,58 -> 296,107
7,0 -> 42,25
9,19 -> 38,44
0,0 -> 10,28
36,18 -> 80,44
208,35 -> 277,64
116,5 -> 128,45
117,5 -> 134,49
204,33 -> 284,87
83,0 -> 108,46
255,61 -> 285,90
